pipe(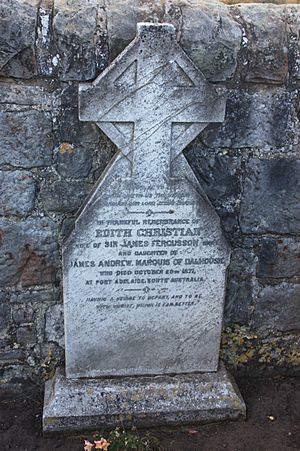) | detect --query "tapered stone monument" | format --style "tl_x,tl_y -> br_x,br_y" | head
43,23 -> 245,434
